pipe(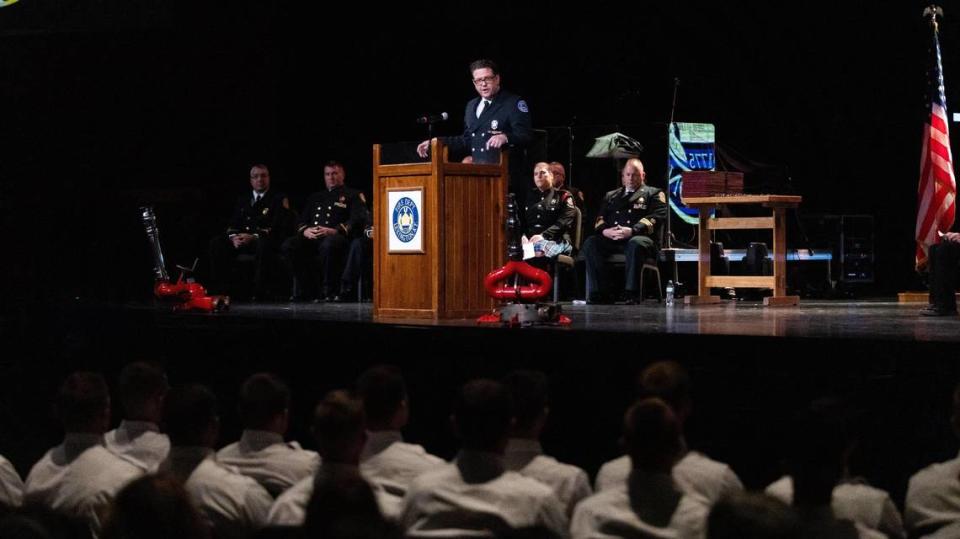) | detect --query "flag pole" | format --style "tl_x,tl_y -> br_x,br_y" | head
664,78 -> 680,251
